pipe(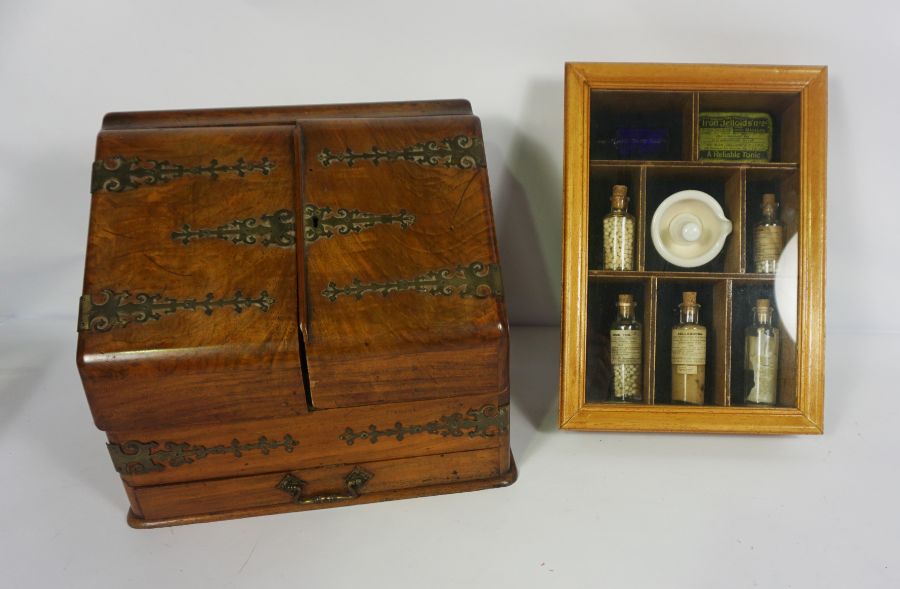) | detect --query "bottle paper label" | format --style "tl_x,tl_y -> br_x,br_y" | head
672,327 -> 706,365
610,330 -> 641,365
754,225 -> 783,268
746,334 -> 779,404
698,112 -> 773,162
675,364 -> 698,375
